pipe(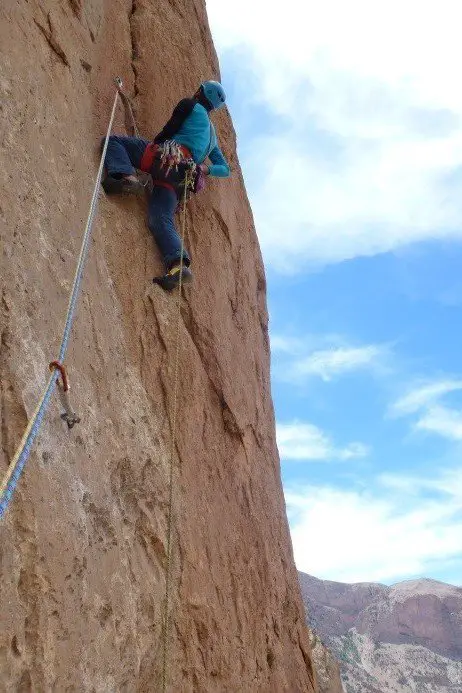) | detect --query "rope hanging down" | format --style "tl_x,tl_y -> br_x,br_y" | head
160,171 -> 192,693
0,84 -> 120,520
